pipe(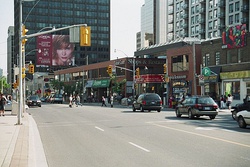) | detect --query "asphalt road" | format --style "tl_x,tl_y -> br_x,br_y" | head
28,103 -> 250,167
